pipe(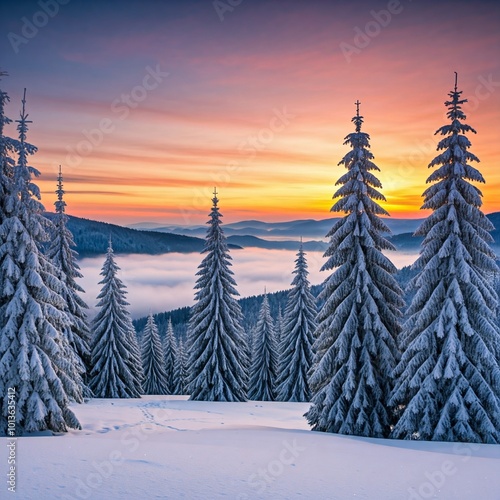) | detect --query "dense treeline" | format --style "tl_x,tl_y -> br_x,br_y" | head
133,277 -> 427,345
